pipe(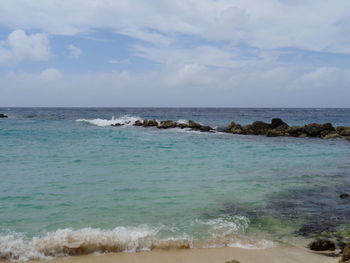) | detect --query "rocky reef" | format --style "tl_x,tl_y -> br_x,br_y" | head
131,119 -> 214,132
0,113 -> 8,118
110,117 -> 350,142
225,118 -> 350,141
